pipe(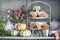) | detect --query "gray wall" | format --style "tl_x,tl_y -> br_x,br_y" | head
0,0 -> 27,17
0,0 -> 60,21
32,0 -> 60,21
